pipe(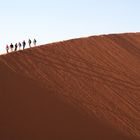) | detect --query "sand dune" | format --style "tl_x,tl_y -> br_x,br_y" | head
0,33 -> 140,140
